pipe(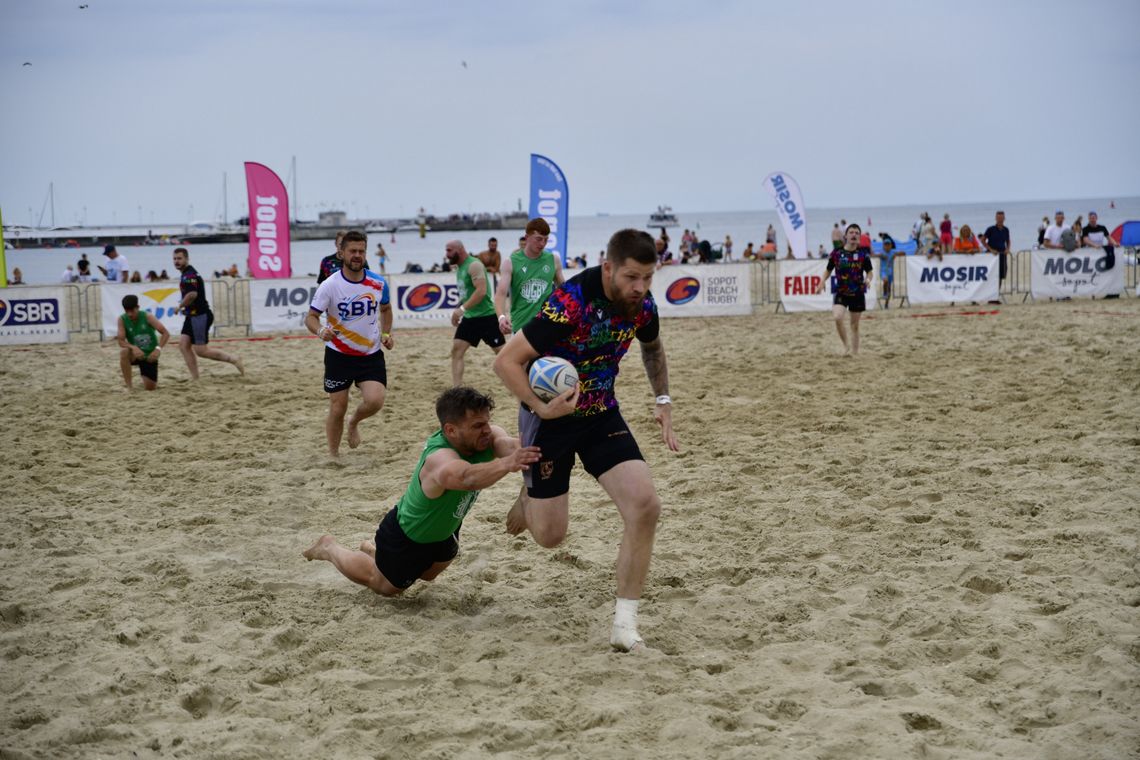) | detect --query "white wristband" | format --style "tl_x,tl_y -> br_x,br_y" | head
655,395 -> 672,405
457,305 -> 466,315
